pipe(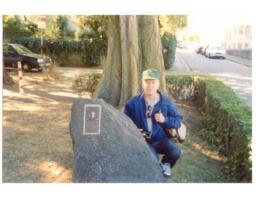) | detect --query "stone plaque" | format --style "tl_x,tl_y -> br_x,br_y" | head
83,104 -> 101,135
